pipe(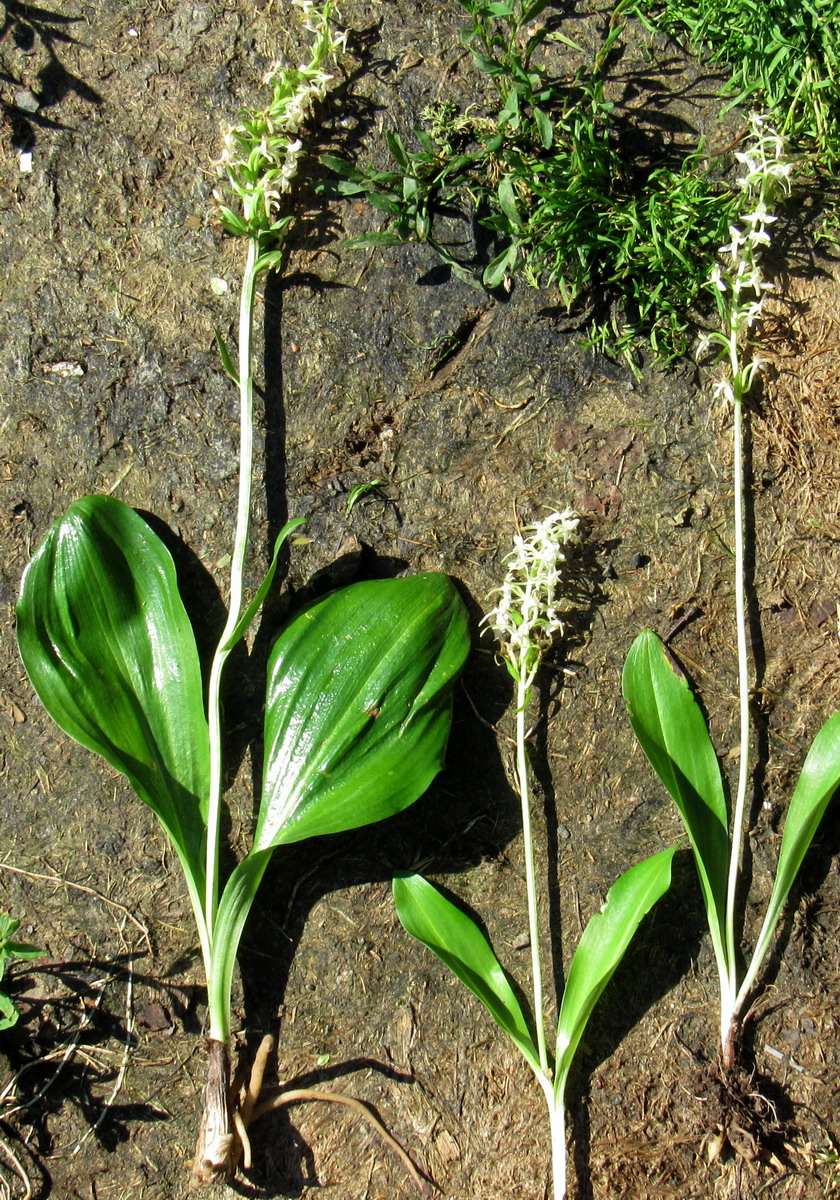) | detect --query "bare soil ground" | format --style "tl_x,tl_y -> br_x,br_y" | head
1,2 -> 838,1198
